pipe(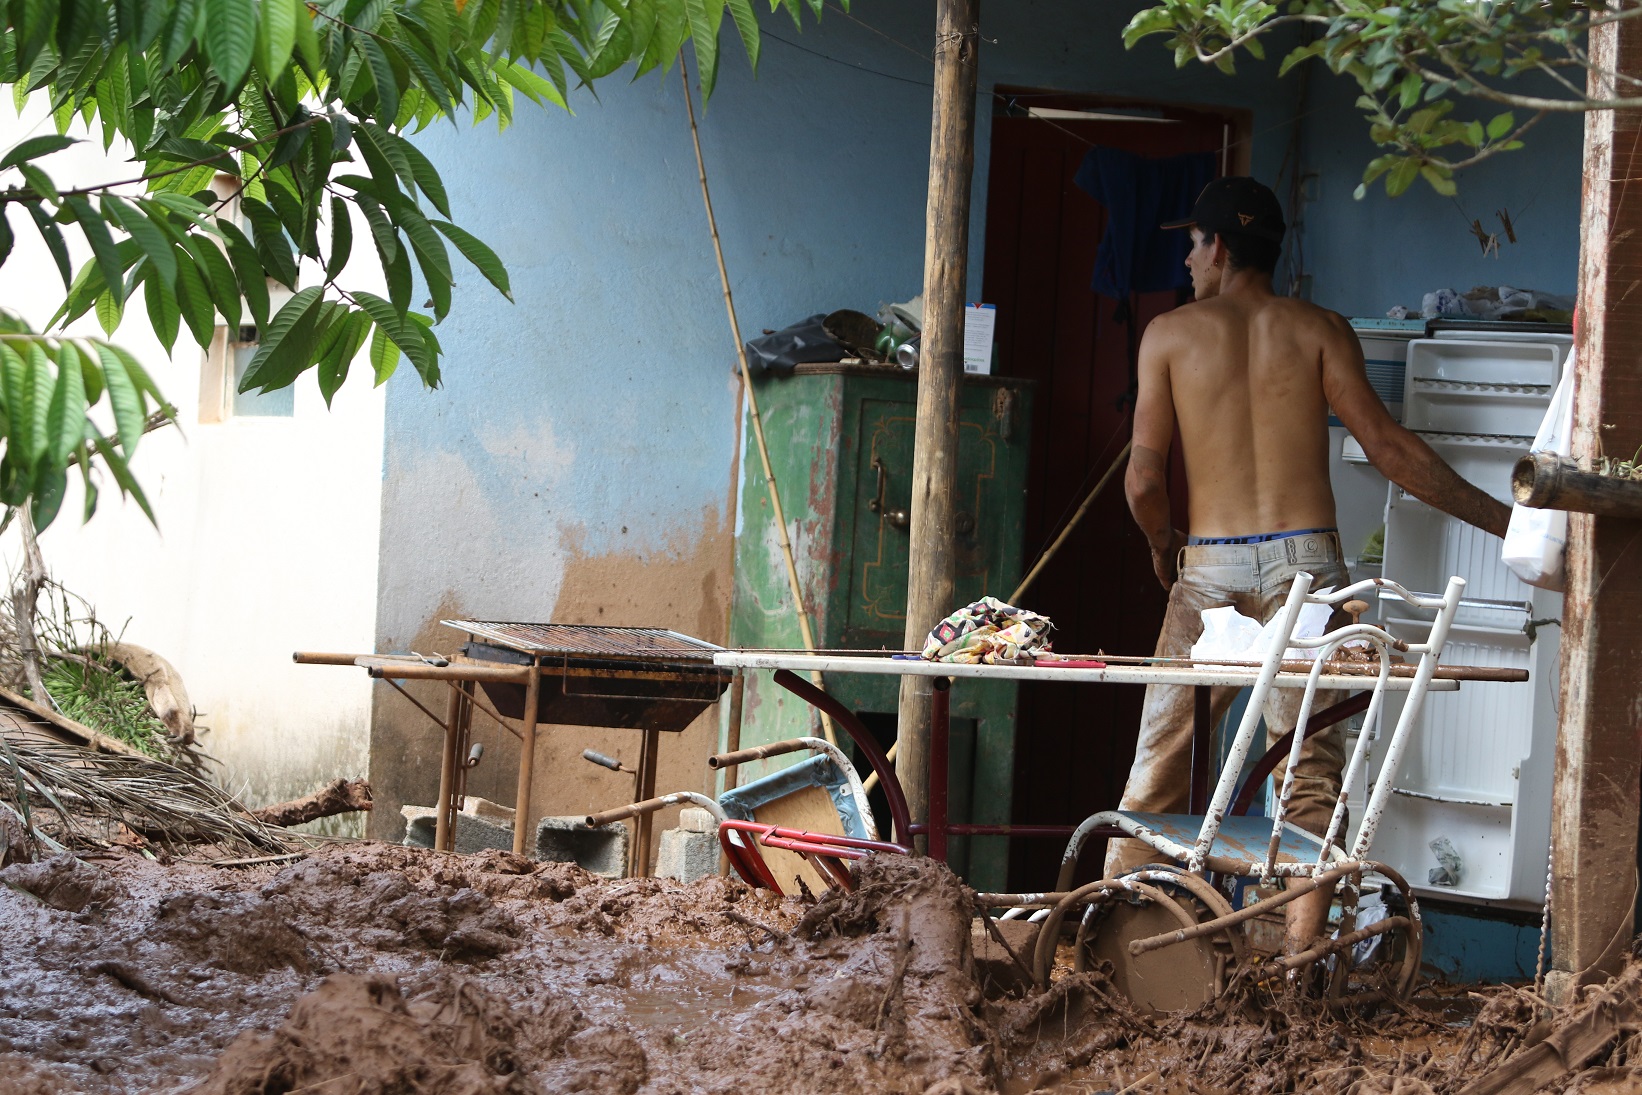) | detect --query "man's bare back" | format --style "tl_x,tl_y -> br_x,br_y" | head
1145,292 -> 1341,538
1126,222 -> 1509,585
